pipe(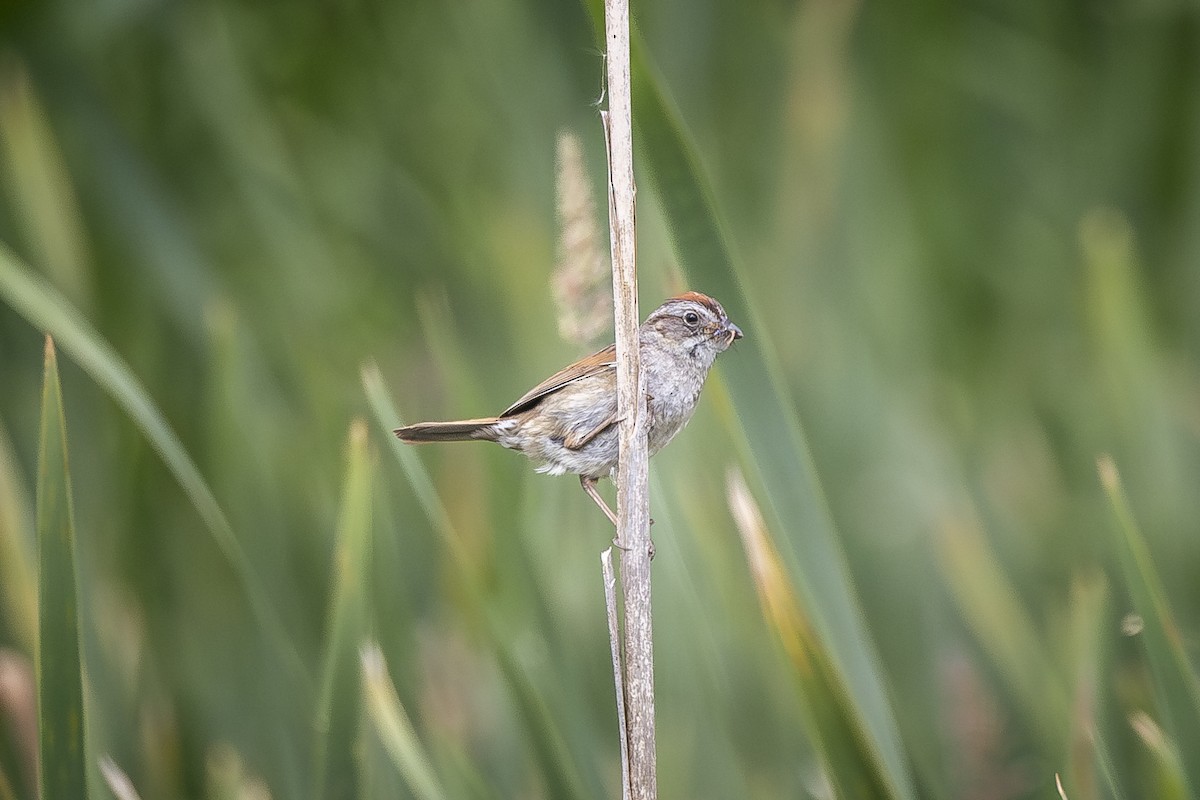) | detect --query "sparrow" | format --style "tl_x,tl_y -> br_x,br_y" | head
395,292 -> 742,525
